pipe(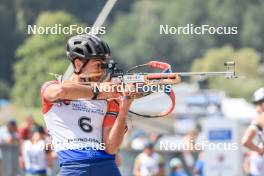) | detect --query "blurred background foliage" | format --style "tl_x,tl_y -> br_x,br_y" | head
12,11 -> 80,106
192,46 -> 263,99
0,0 -> 263,107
